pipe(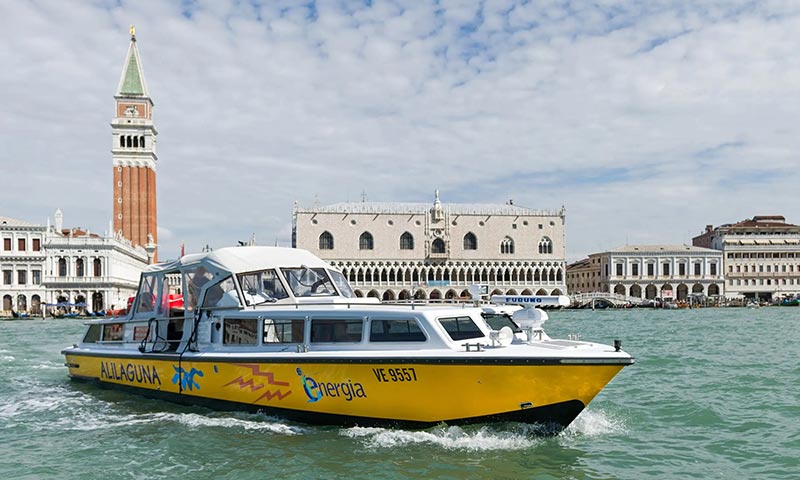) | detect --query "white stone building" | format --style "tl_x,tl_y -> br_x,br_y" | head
568,245 -> 724,301
1,211 -> 149,316
693,216 -> 800,301
0,216 -> 47,315
293,193 -> 567,300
